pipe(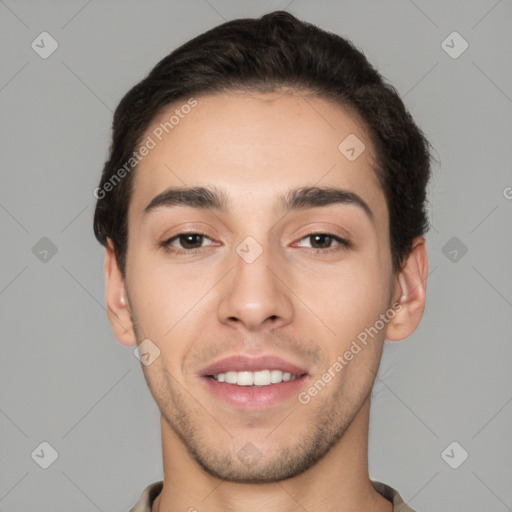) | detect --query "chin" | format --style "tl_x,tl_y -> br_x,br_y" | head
187,432 -> 337,484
